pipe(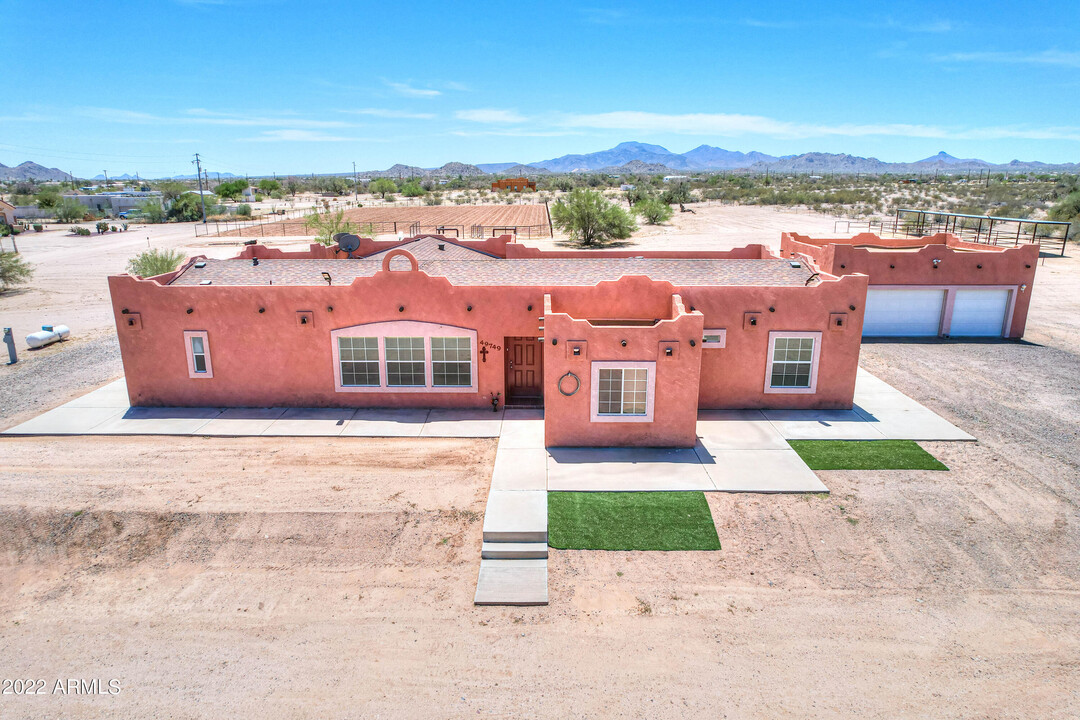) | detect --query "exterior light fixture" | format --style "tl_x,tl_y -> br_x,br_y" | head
769,307 -> 775,312
621,339 -> 627,347
326,306 -> 333,312
259,307 -> 265,313
467,305 -> 473,312
321,272 -> 332,286
399,305 -> 405,312
551,338 -> 558,345
253,258 -> 259,266
665,347 -> 673,356
849,304 -> 856,311
1020,284 -> 1027,292
932,258 -> 941,267
689,339 -> 697,347
186,308 -> 194,314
